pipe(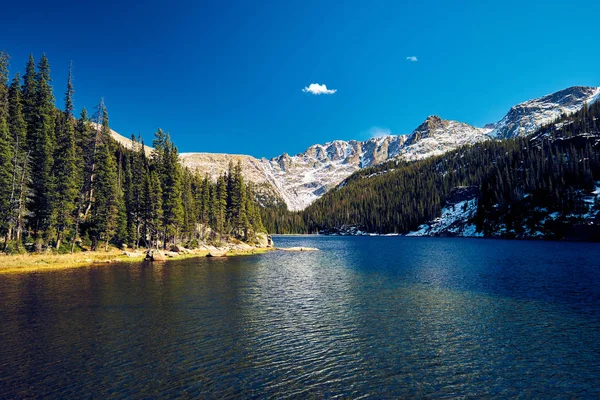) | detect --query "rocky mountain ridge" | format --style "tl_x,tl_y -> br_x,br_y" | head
109,86 -> 600,211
